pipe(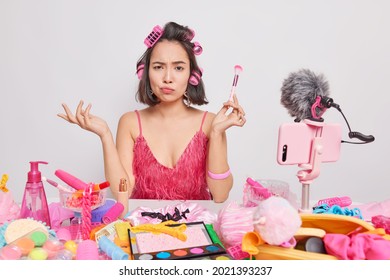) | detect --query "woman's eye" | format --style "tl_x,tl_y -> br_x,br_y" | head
176,66 -> 184,71
153,65 -> 162,70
